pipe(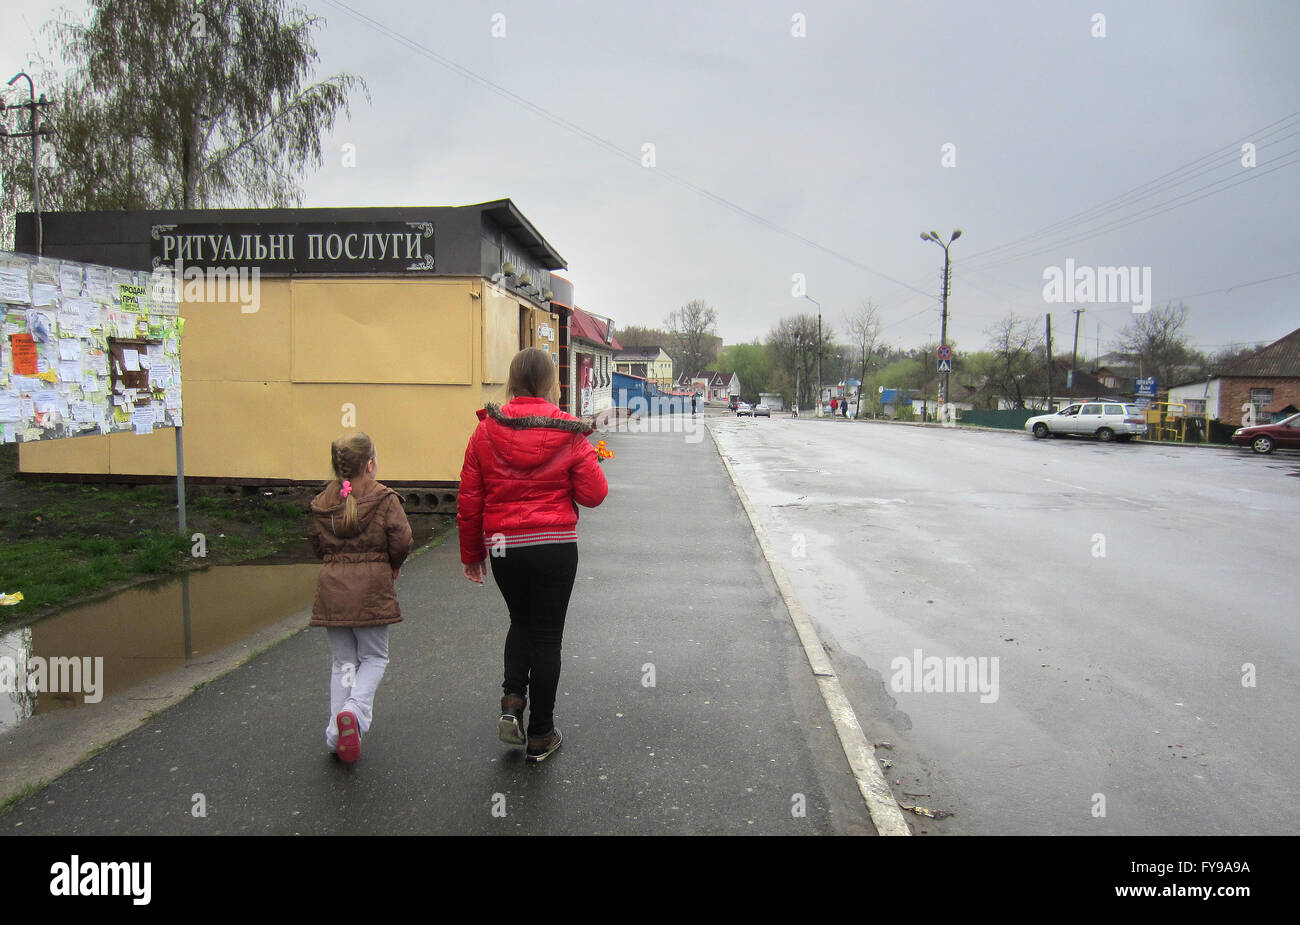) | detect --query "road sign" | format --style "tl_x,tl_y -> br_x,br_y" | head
1136,377 -> 1158,397
937,344 -> 953,361
937,358 -> 953,373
